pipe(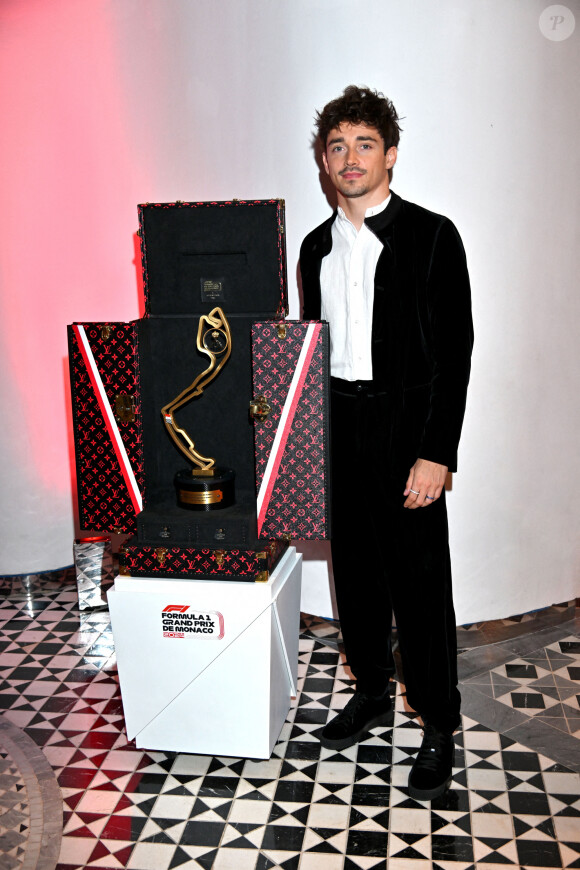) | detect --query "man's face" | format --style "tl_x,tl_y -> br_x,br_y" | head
322,122 -> 397,202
